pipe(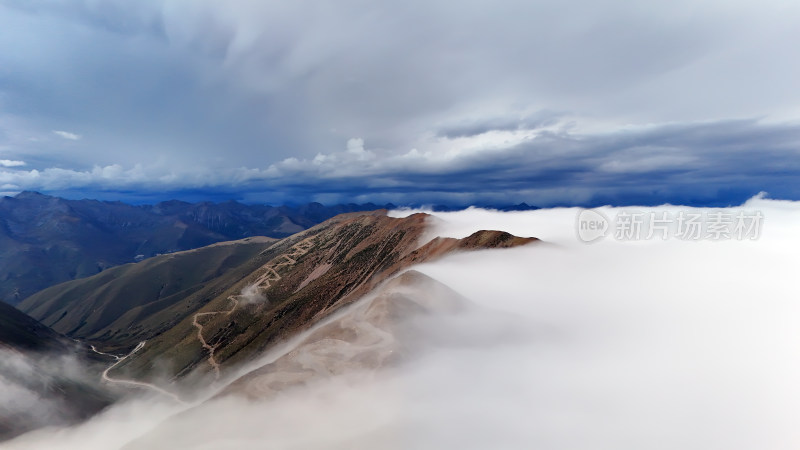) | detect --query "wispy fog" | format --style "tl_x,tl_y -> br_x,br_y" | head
5,196 -> 799,449
0,349 -> 74,434
238,283 -> 267,305
0,348 -> 114,441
